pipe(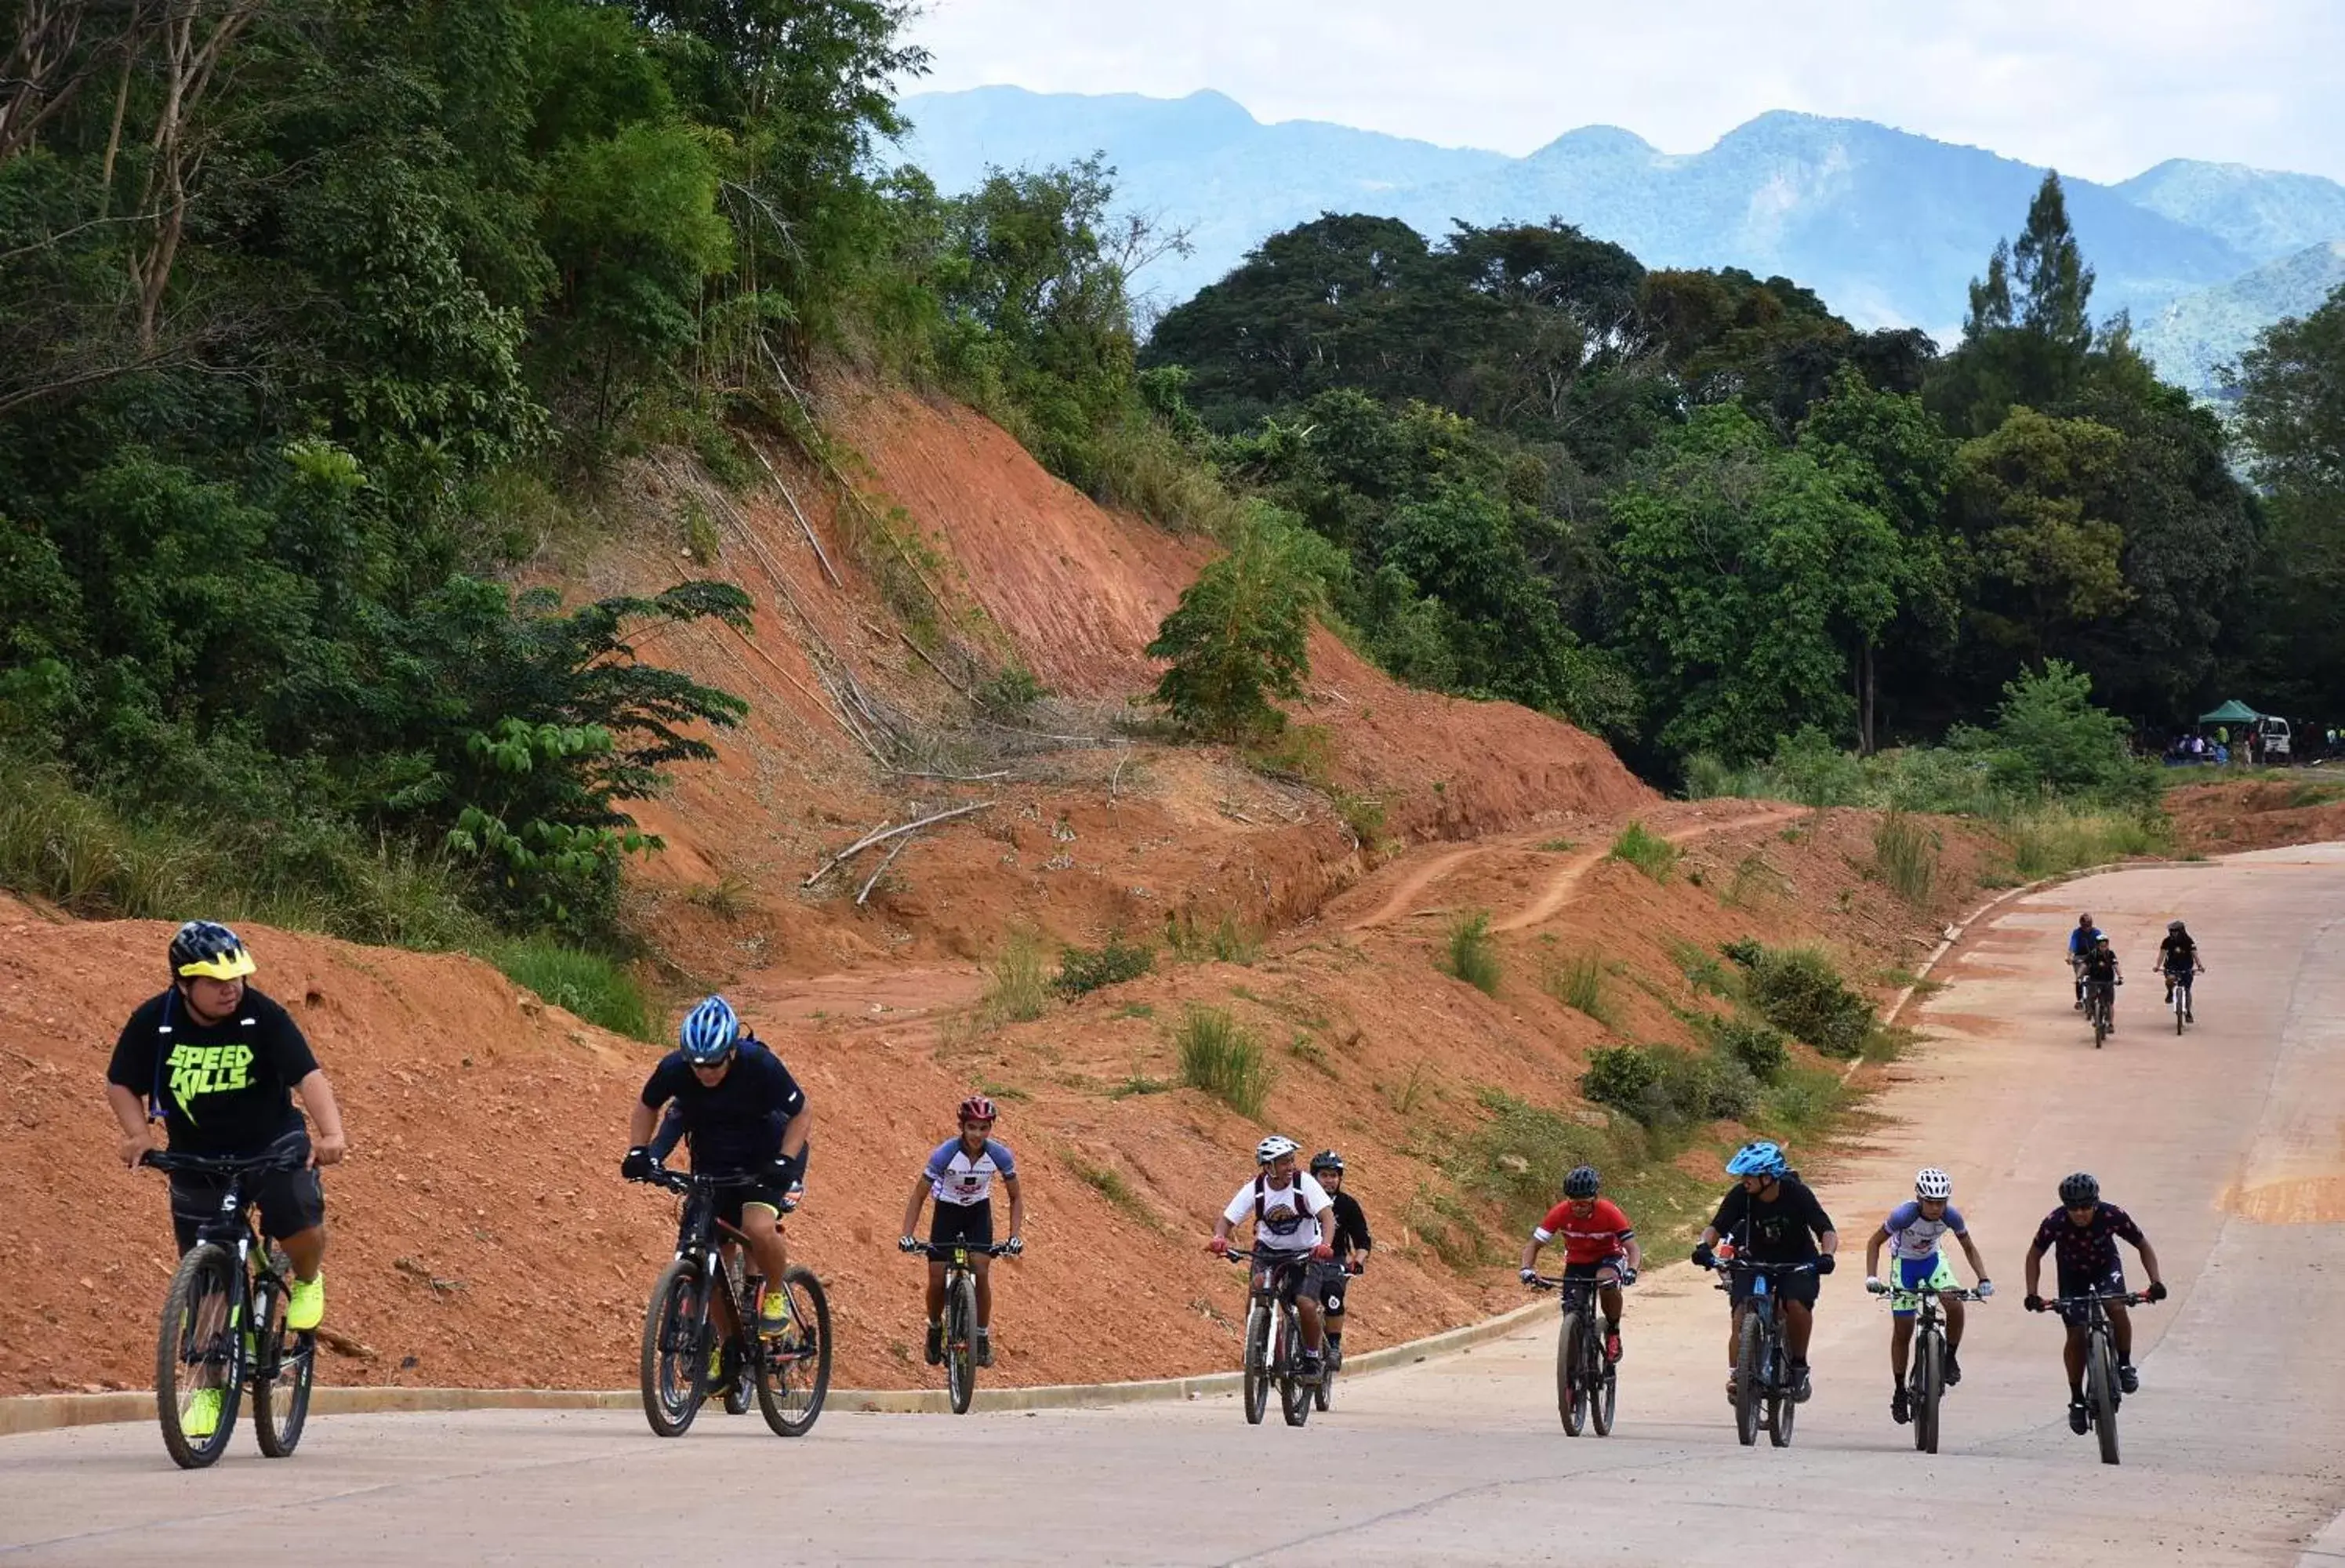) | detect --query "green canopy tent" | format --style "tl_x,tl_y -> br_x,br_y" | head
2199,699 -> 2262,724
